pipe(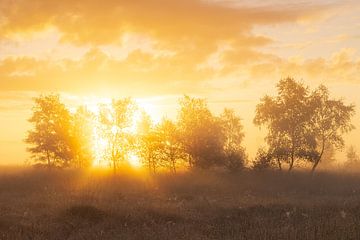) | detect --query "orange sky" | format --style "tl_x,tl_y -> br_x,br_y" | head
1,0 -> 360,164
